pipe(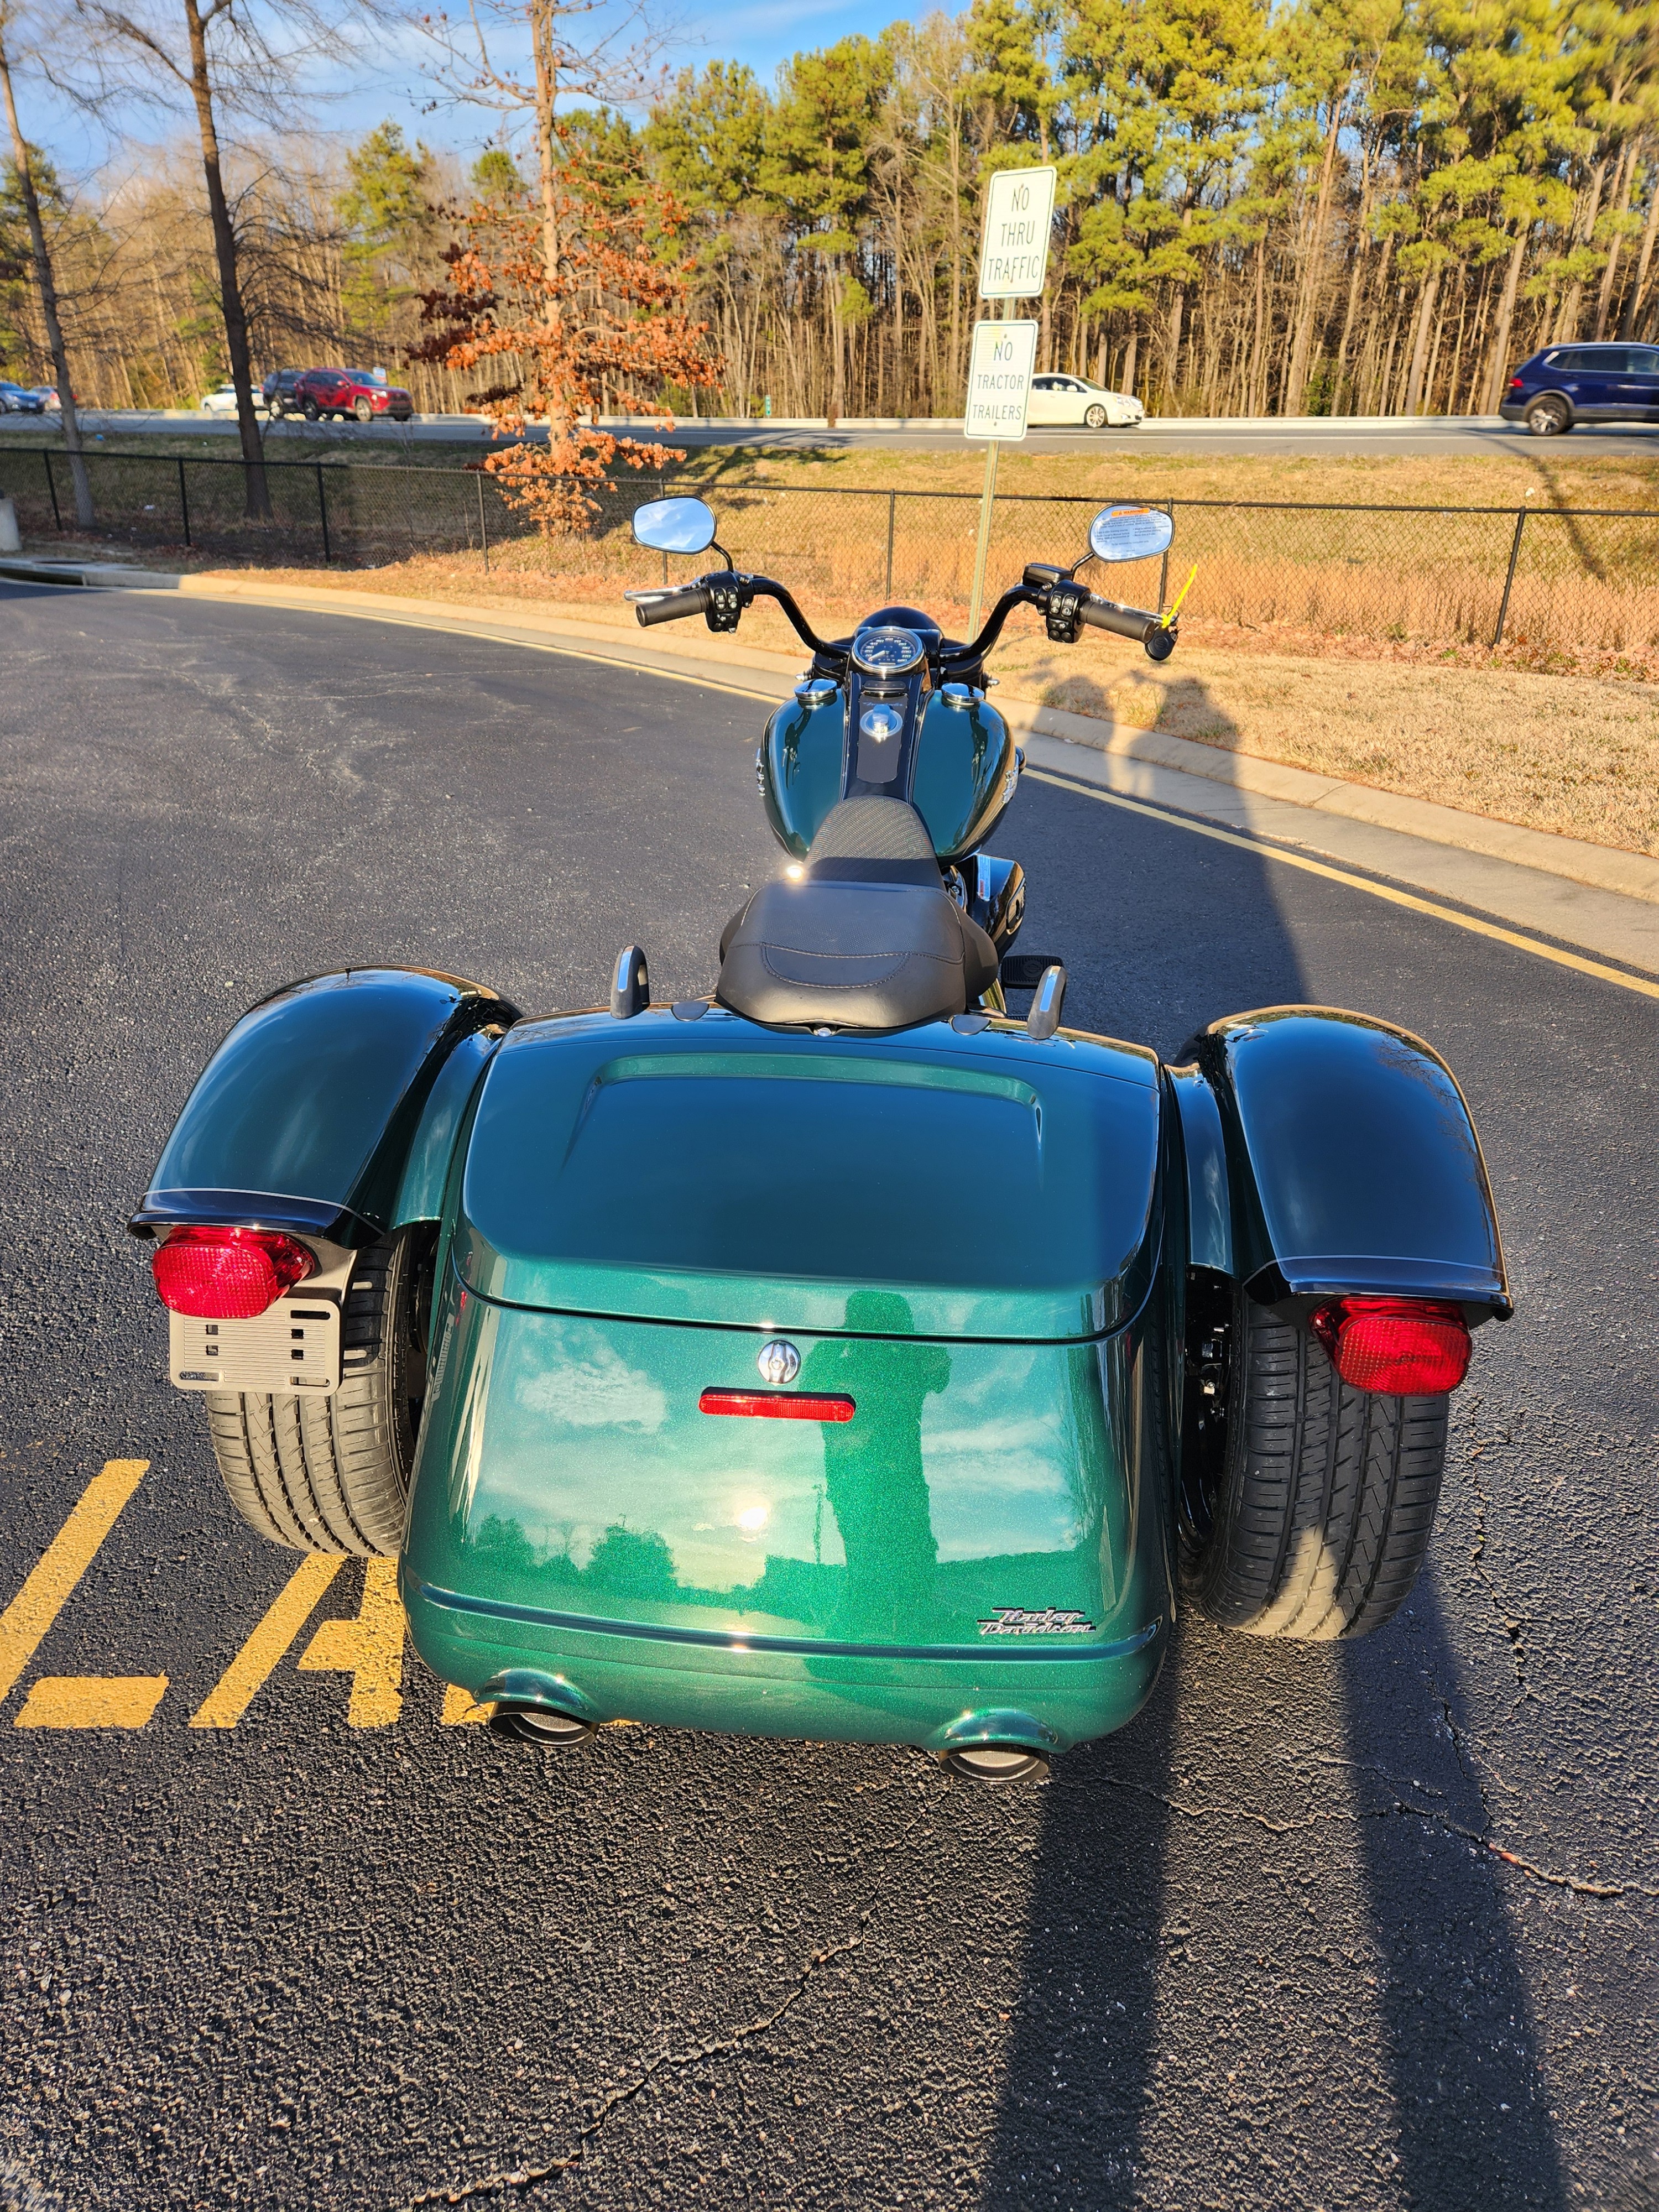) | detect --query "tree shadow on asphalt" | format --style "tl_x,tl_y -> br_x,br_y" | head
982,771 -> 1566,2208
